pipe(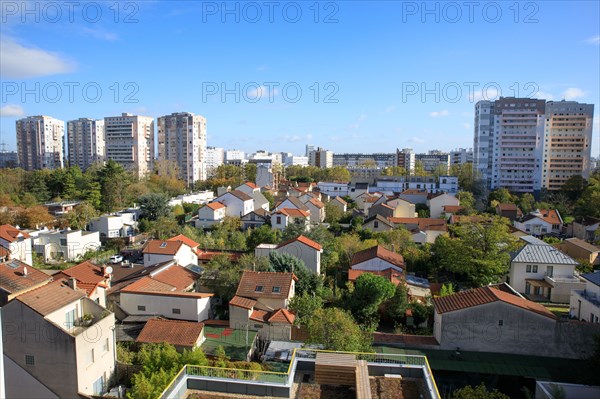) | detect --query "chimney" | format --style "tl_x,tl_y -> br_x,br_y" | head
66,277 -> 77,291
23,266 -> 28,276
